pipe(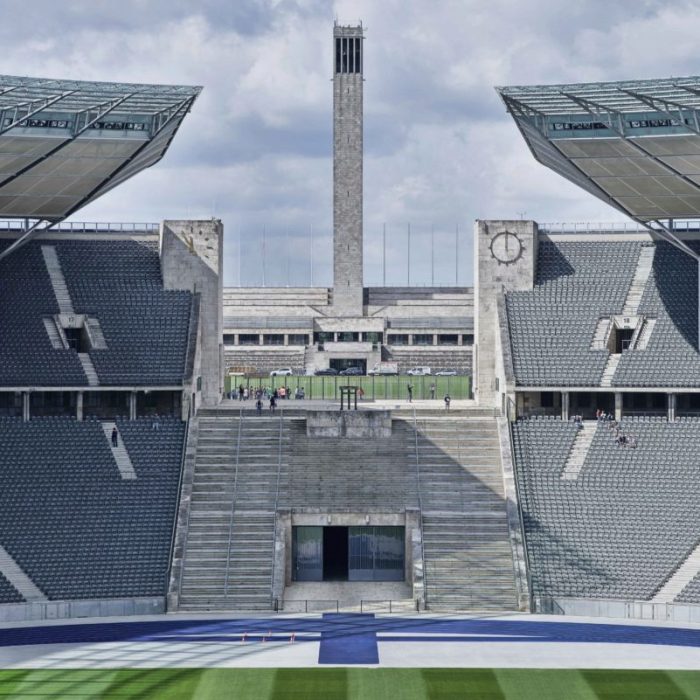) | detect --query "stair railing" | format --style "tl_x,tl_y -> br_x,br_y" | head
224,407 -> 244,598
507,410 -> 535,613
412,407 -> 428,609
270,409 -> 285,609
172,411 -> 191,605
